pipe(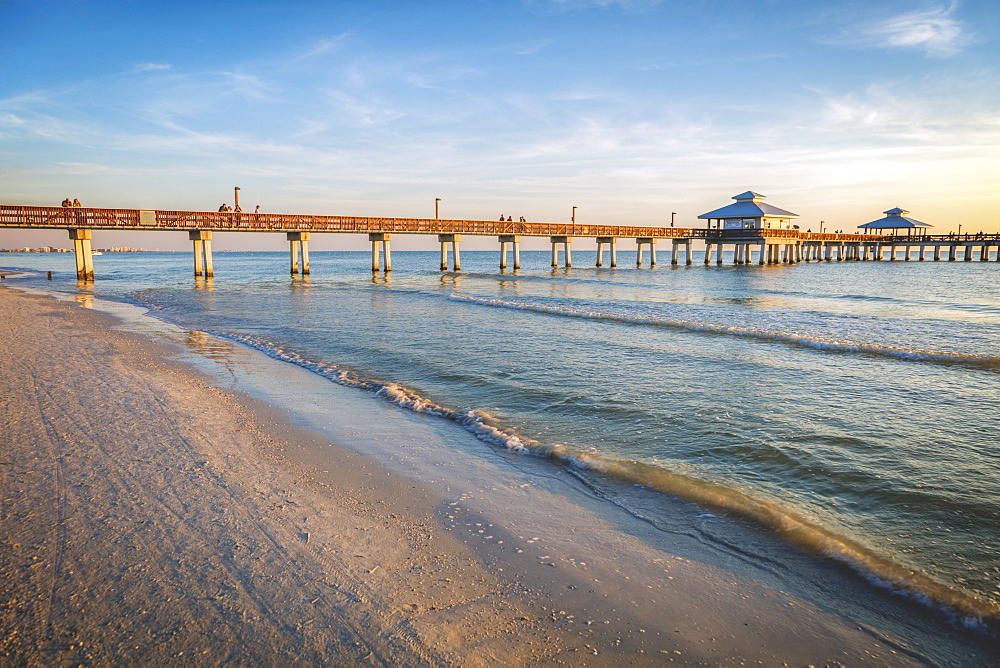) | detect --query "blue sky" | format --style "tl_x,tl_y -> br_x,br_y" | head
2,0 -> 998,250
